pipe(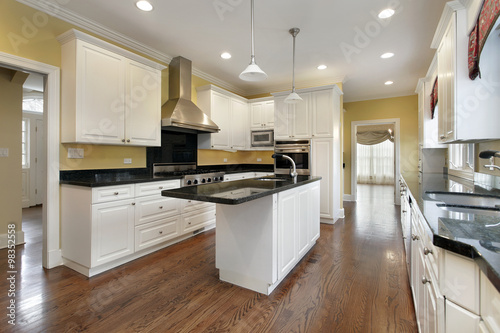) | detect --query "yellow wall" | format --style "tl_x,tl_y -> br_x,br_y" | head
343,95 -> 419,195
198,150 -> 274,166
0,68 -> 28,233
